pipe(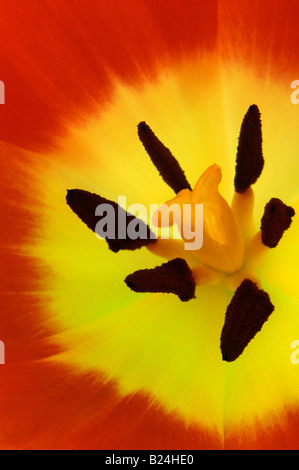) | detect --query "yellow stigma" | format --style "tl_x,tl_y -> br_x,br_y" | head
151,164 -> 245,275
